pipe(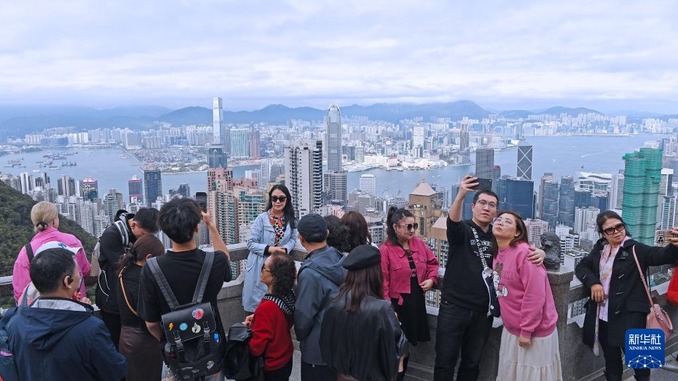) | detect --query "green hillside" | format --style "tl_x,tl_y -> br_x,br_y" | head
0,180 -> 97,276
